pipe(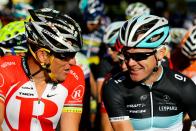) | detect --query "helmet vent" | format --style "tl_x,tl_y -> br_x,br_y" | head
43,32 -> 68,50
40,25 -> 57,36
